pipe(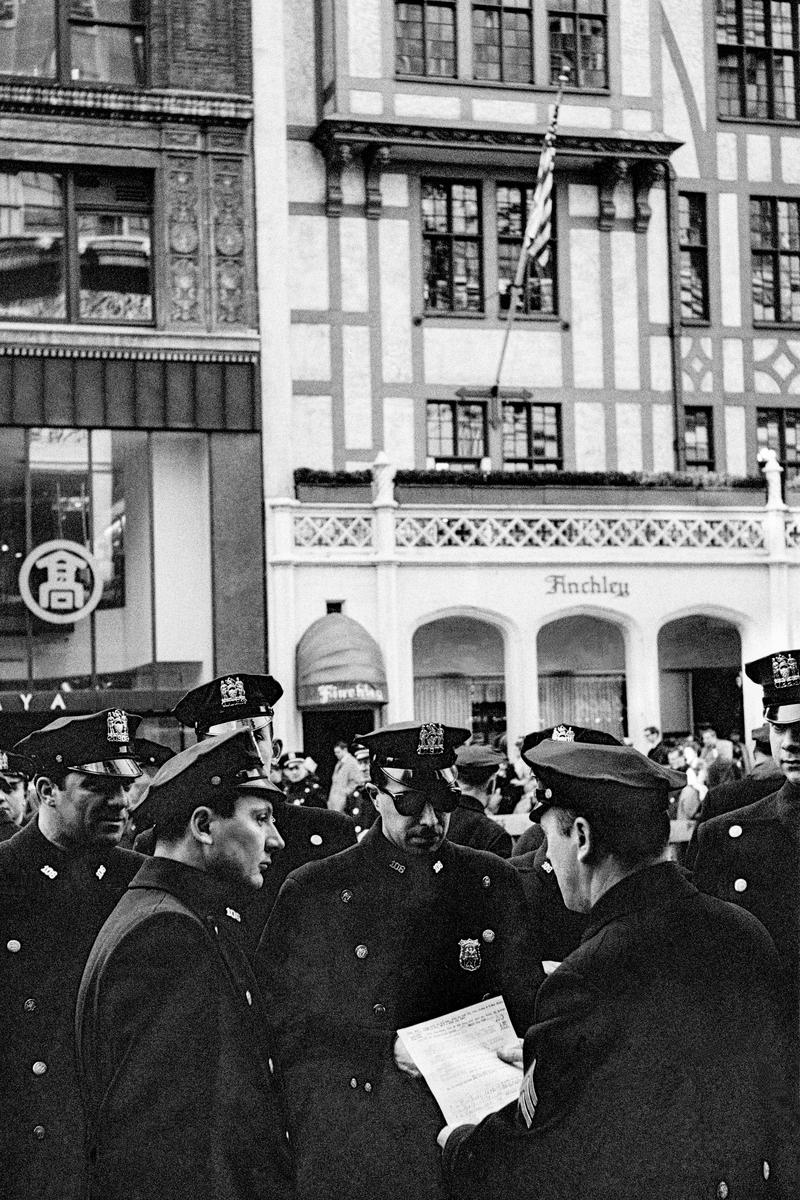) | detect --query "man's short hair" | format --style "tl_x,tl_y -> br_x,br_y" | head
155,789 -> 238,844
552,801 -> 670,868
334,739 -> 348,750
